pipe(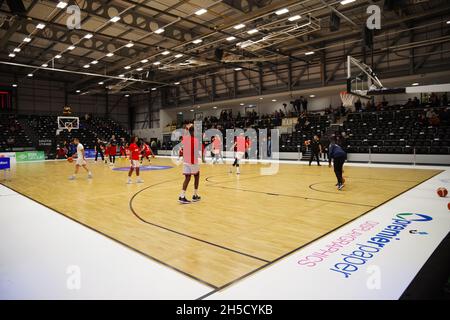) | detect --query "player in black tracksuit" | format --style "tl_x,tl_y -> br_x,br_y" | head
309,135 -> 321,166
